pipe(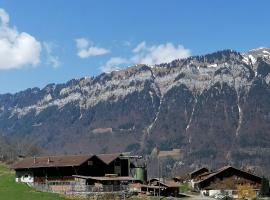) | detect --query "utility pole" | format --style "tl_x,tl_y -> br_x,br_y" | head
158,153 -> 161,199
